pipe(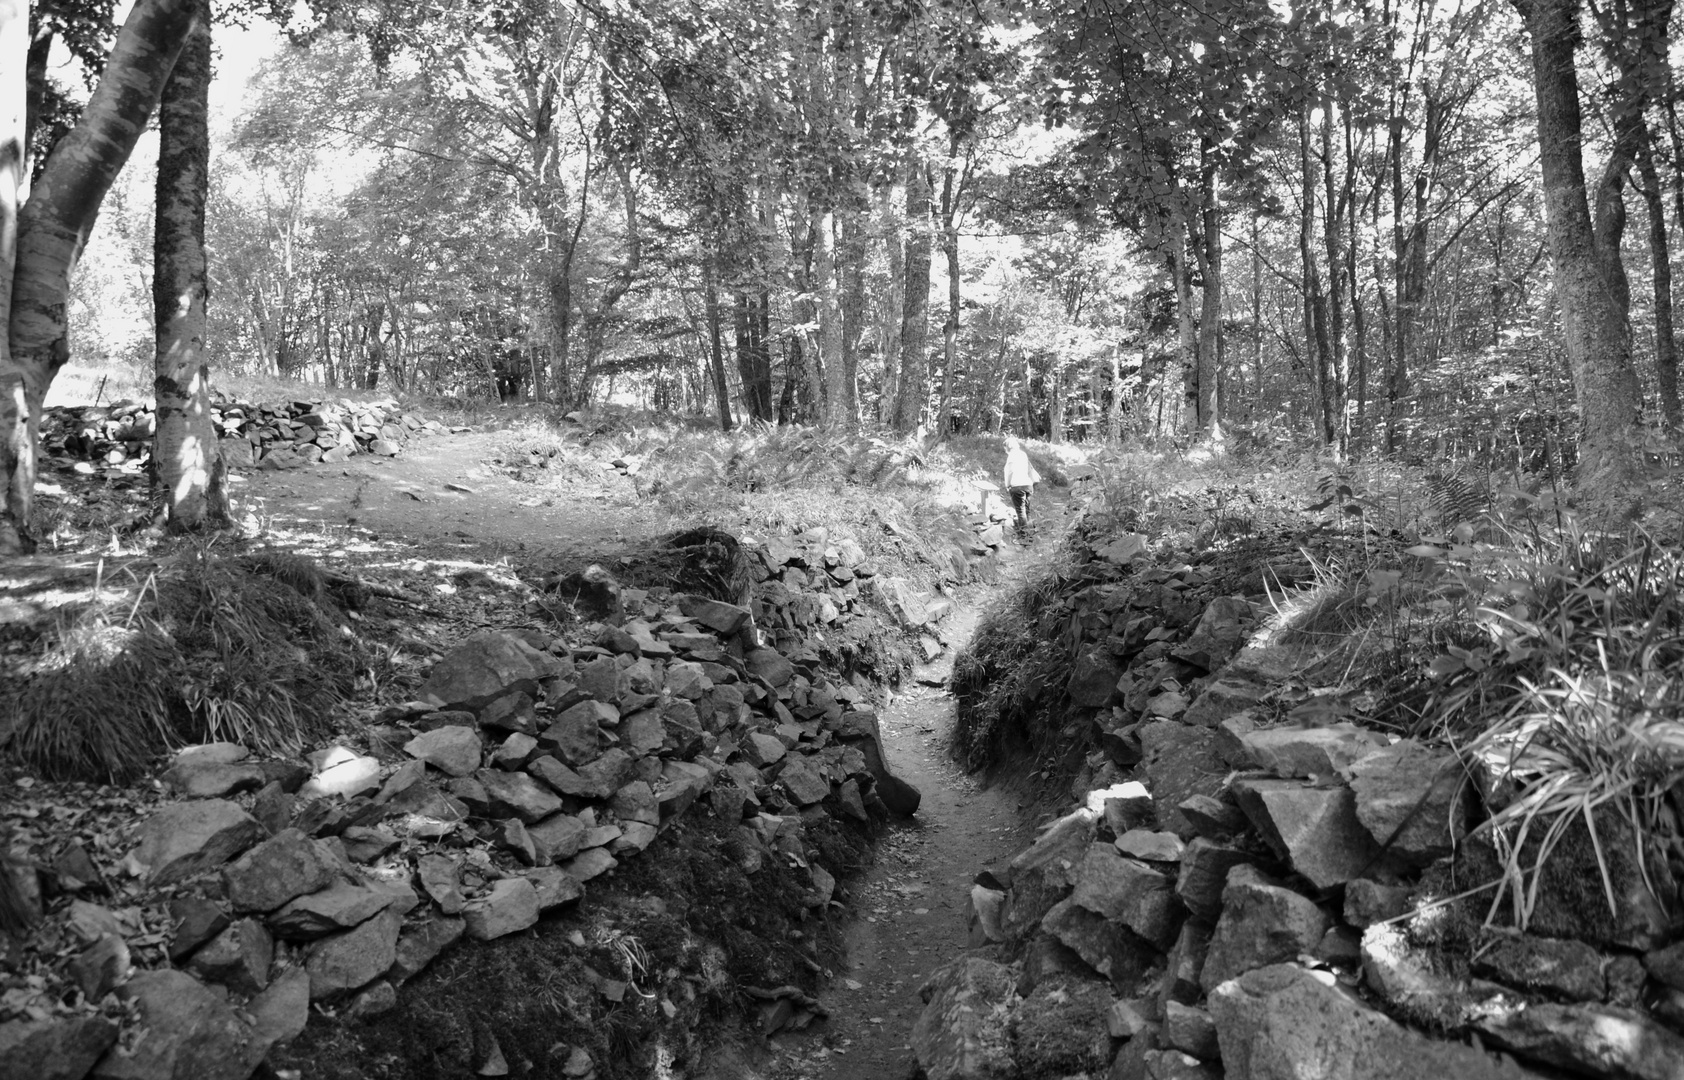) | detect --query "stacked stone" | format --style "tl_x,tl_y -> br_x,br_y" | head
922,541 -> 1684,1080
745,525 -> 970,668
0,576 -> 918,1080
41,397 -> 447,472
